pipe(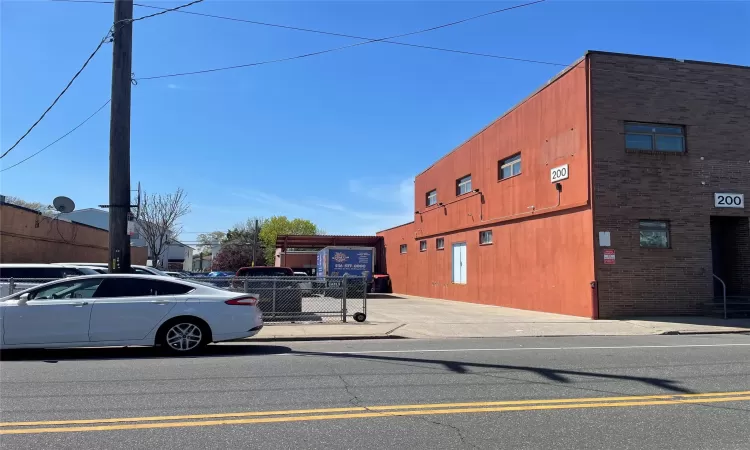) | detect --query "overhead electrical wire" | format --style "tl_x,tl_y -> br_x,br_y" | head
0,32 -> 111,160
1,99 -> 111,173
52,0 -> 746,91
2,0 -> 204,160
133,0 -> 548,80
